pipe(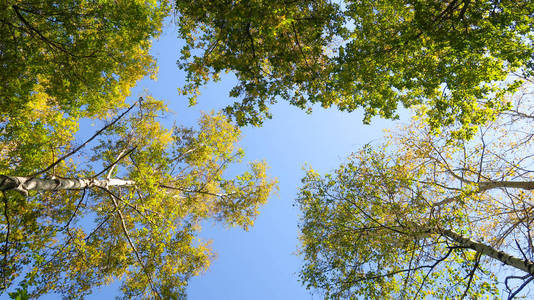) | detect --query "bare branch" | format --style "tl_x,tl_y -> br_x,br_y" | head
508,275 -> 534,300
